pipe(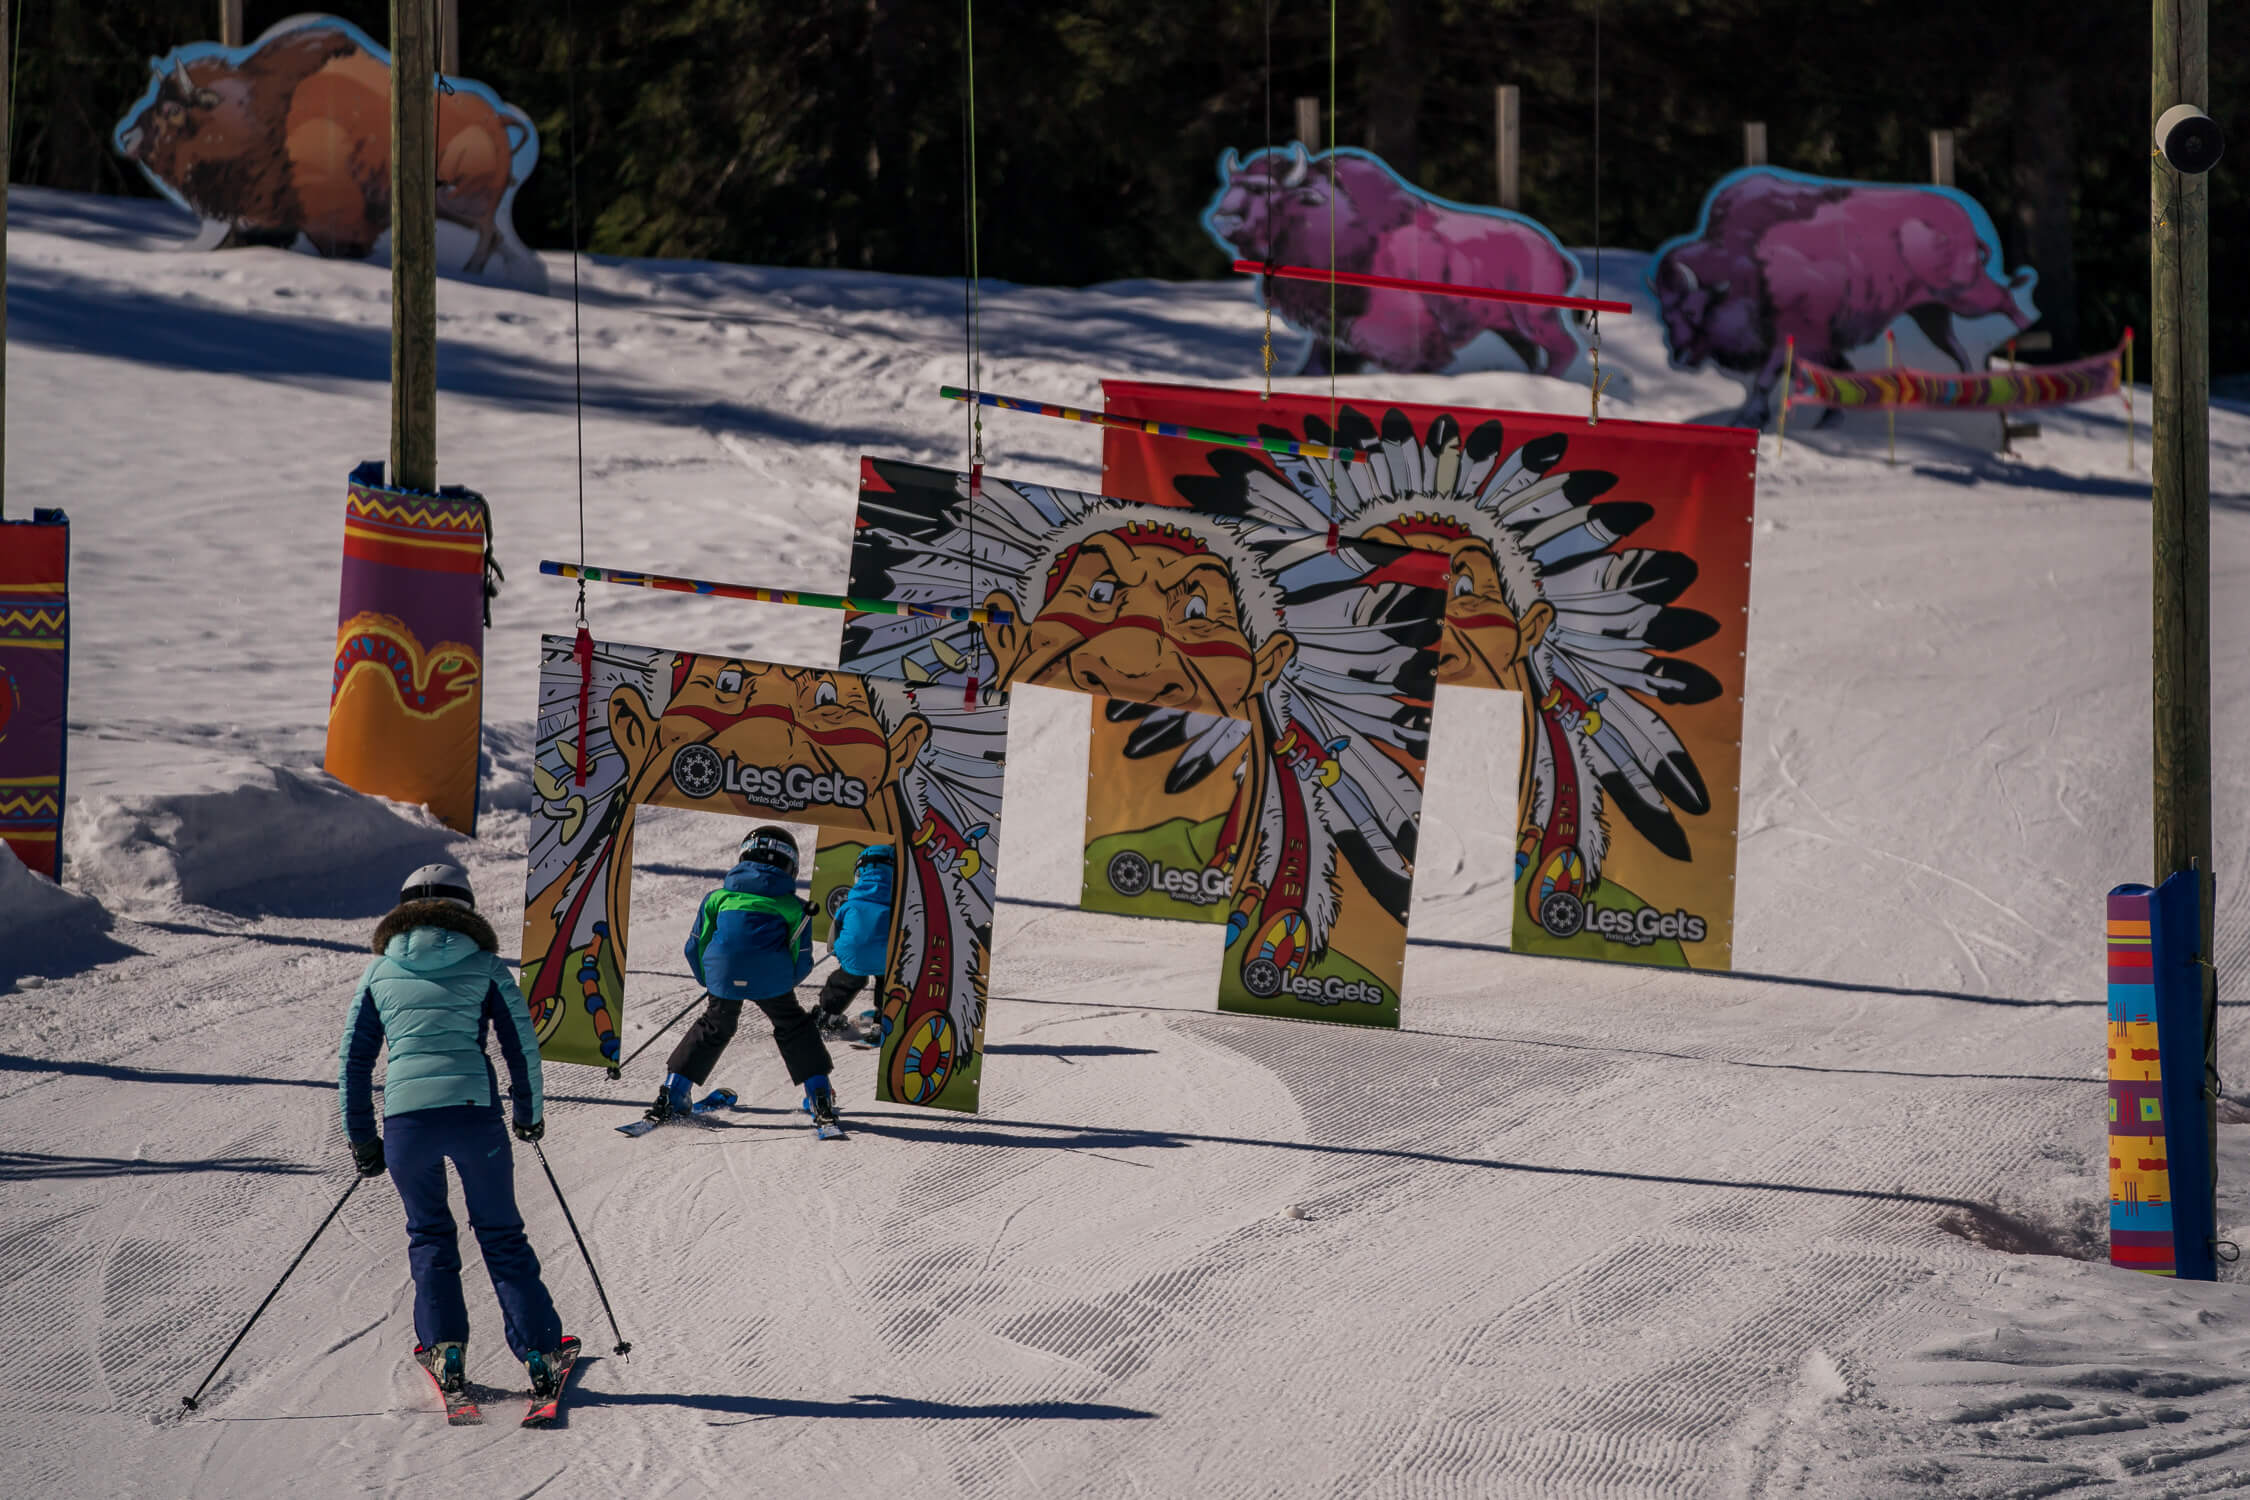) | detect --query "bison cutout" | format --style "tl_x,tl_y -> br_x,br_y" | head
1204,144 -> 1585,378
1648,167 -> 2038,429
114,16 -> 545,291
